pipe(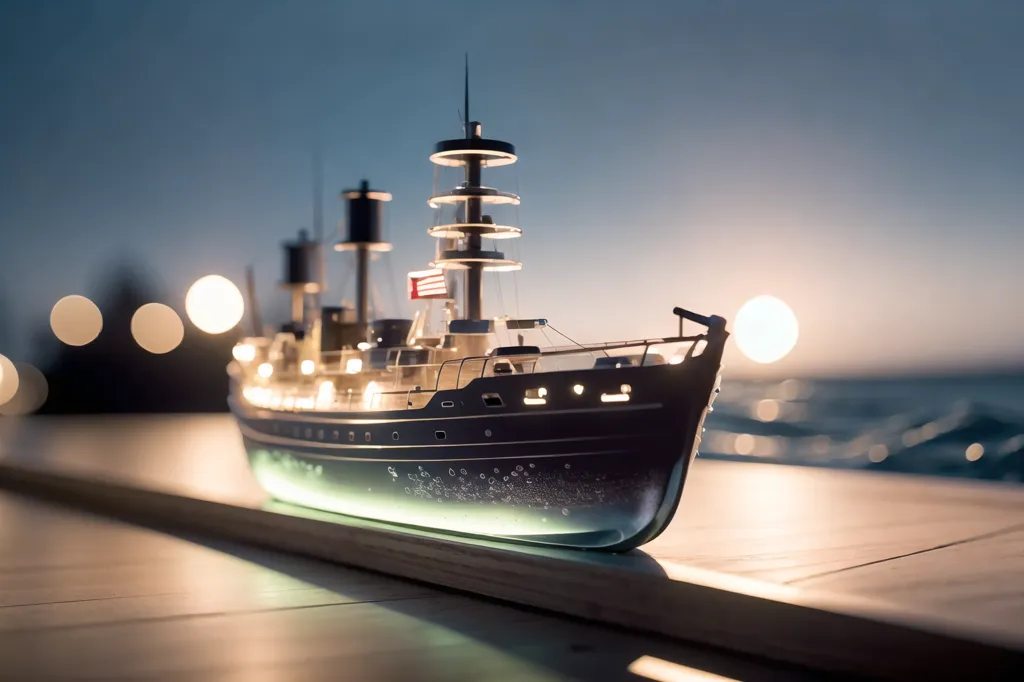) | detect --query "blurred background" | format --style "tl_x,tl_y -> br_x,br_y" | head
1,0 -> 1021,481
